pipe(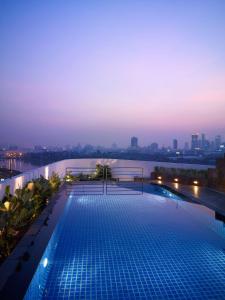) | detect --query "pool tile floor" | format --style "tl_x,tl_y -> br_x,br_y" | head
25,193 -> 225,299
